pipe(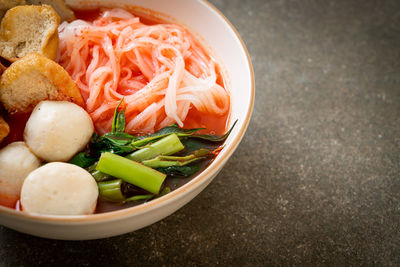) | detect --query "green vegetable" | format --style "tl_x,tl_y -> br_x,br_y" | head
88,132 -> 137,157
131,124 -> 203,147
132,119 -> 237,147
71,103 -> 237,204
69,152 -> 97,168
189,120 -> 238,142
142,149 -> 210,168
98,179 -> 125,202
156,187 -> 172,198
101,132 -> 137,147
125,194 -> 154,202
126,134 -> 184,162
91,169 -> 112,182
85,100 -> 138,157
96,152 -> 166,194
156,165 -> 201,177
98,179 -> 155,203
111,99 -> 126,133
88,163 -> 113,182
